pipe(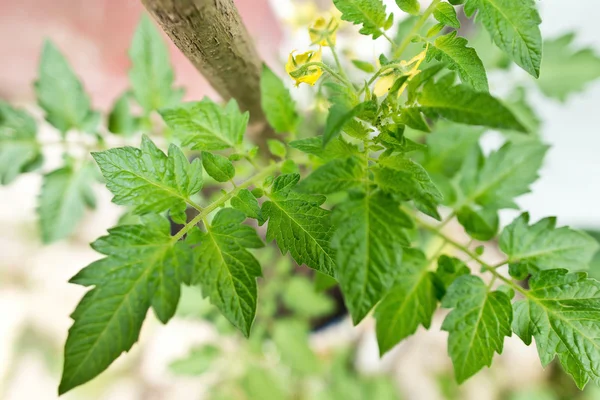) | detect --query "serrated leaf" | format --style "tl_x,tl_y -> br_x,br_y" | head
263,174 -> 336,277
398,107 -> 431,132
396,0 -> 420,15
333,0 -> 388,38
333,191 -> 413,323
38,163 -> 96,243
435,255 -> 470,296
290,136 -> 359,161
375,249 -> 438,354
201,151 -> 235,182
297,156 -> 365,195
513,269 -> 600,388
35,41 -> 96,134
441,275 -> 512,383
464,0 -> 542,77
428,32 -> 488,92
194,208 -> 263,336
108,93 -> 139,136
458,141 -> 548,210
375,154 -> 443,220
537,33 -> 600,102
456,206 -> 499,241
433,2 -> 460,29
417,79 -> 527,132
261,64 -> 300,134
92,135 -> 203,223
129,15 -> 183,113
500,213 -> 599,272
160,98 -> 249,151
0,102 -> 41,185
60,215 -> 193,394
231,189 -> 265,224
